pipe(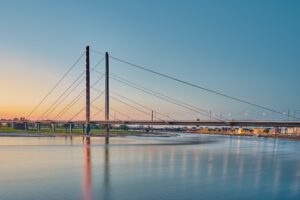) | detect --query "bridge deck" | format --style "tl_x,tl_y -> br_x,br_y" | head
1,120 -> 300,127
